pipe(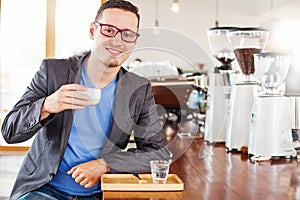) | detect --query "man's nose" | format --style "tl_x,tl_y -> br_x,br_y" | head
111,32 -> 123,43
